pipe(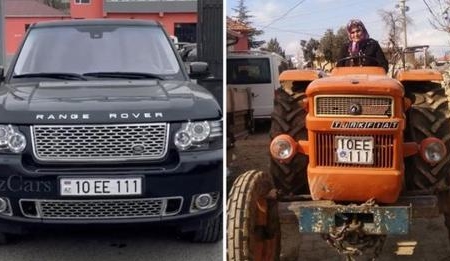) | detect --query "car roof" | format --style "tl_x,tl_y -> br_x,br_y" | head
31,19 -> 160,29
